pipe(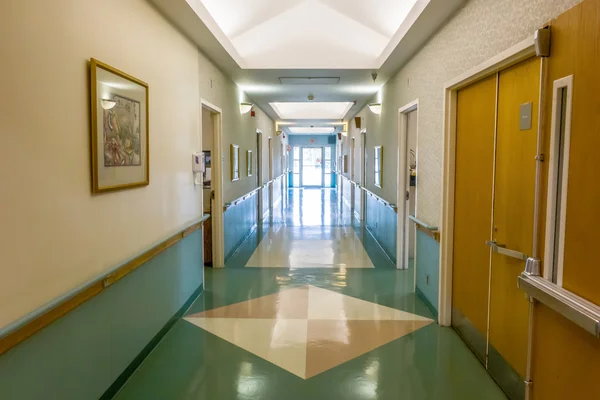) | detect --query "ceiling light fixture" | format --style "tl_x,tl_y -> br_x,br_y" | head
101,98 -> 117,110
240,102 -> 253,114
289,127 -> 335,134
368,103 -> 382,115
